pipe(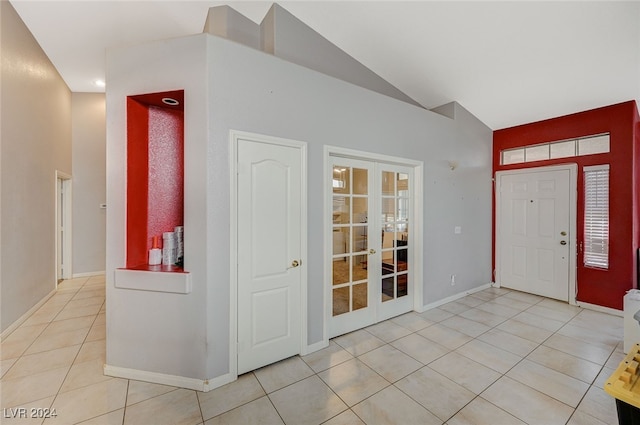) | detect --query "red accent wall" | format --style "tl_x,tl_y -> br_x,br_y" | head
126,91 -> 184,268
493,101 -> 639,310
